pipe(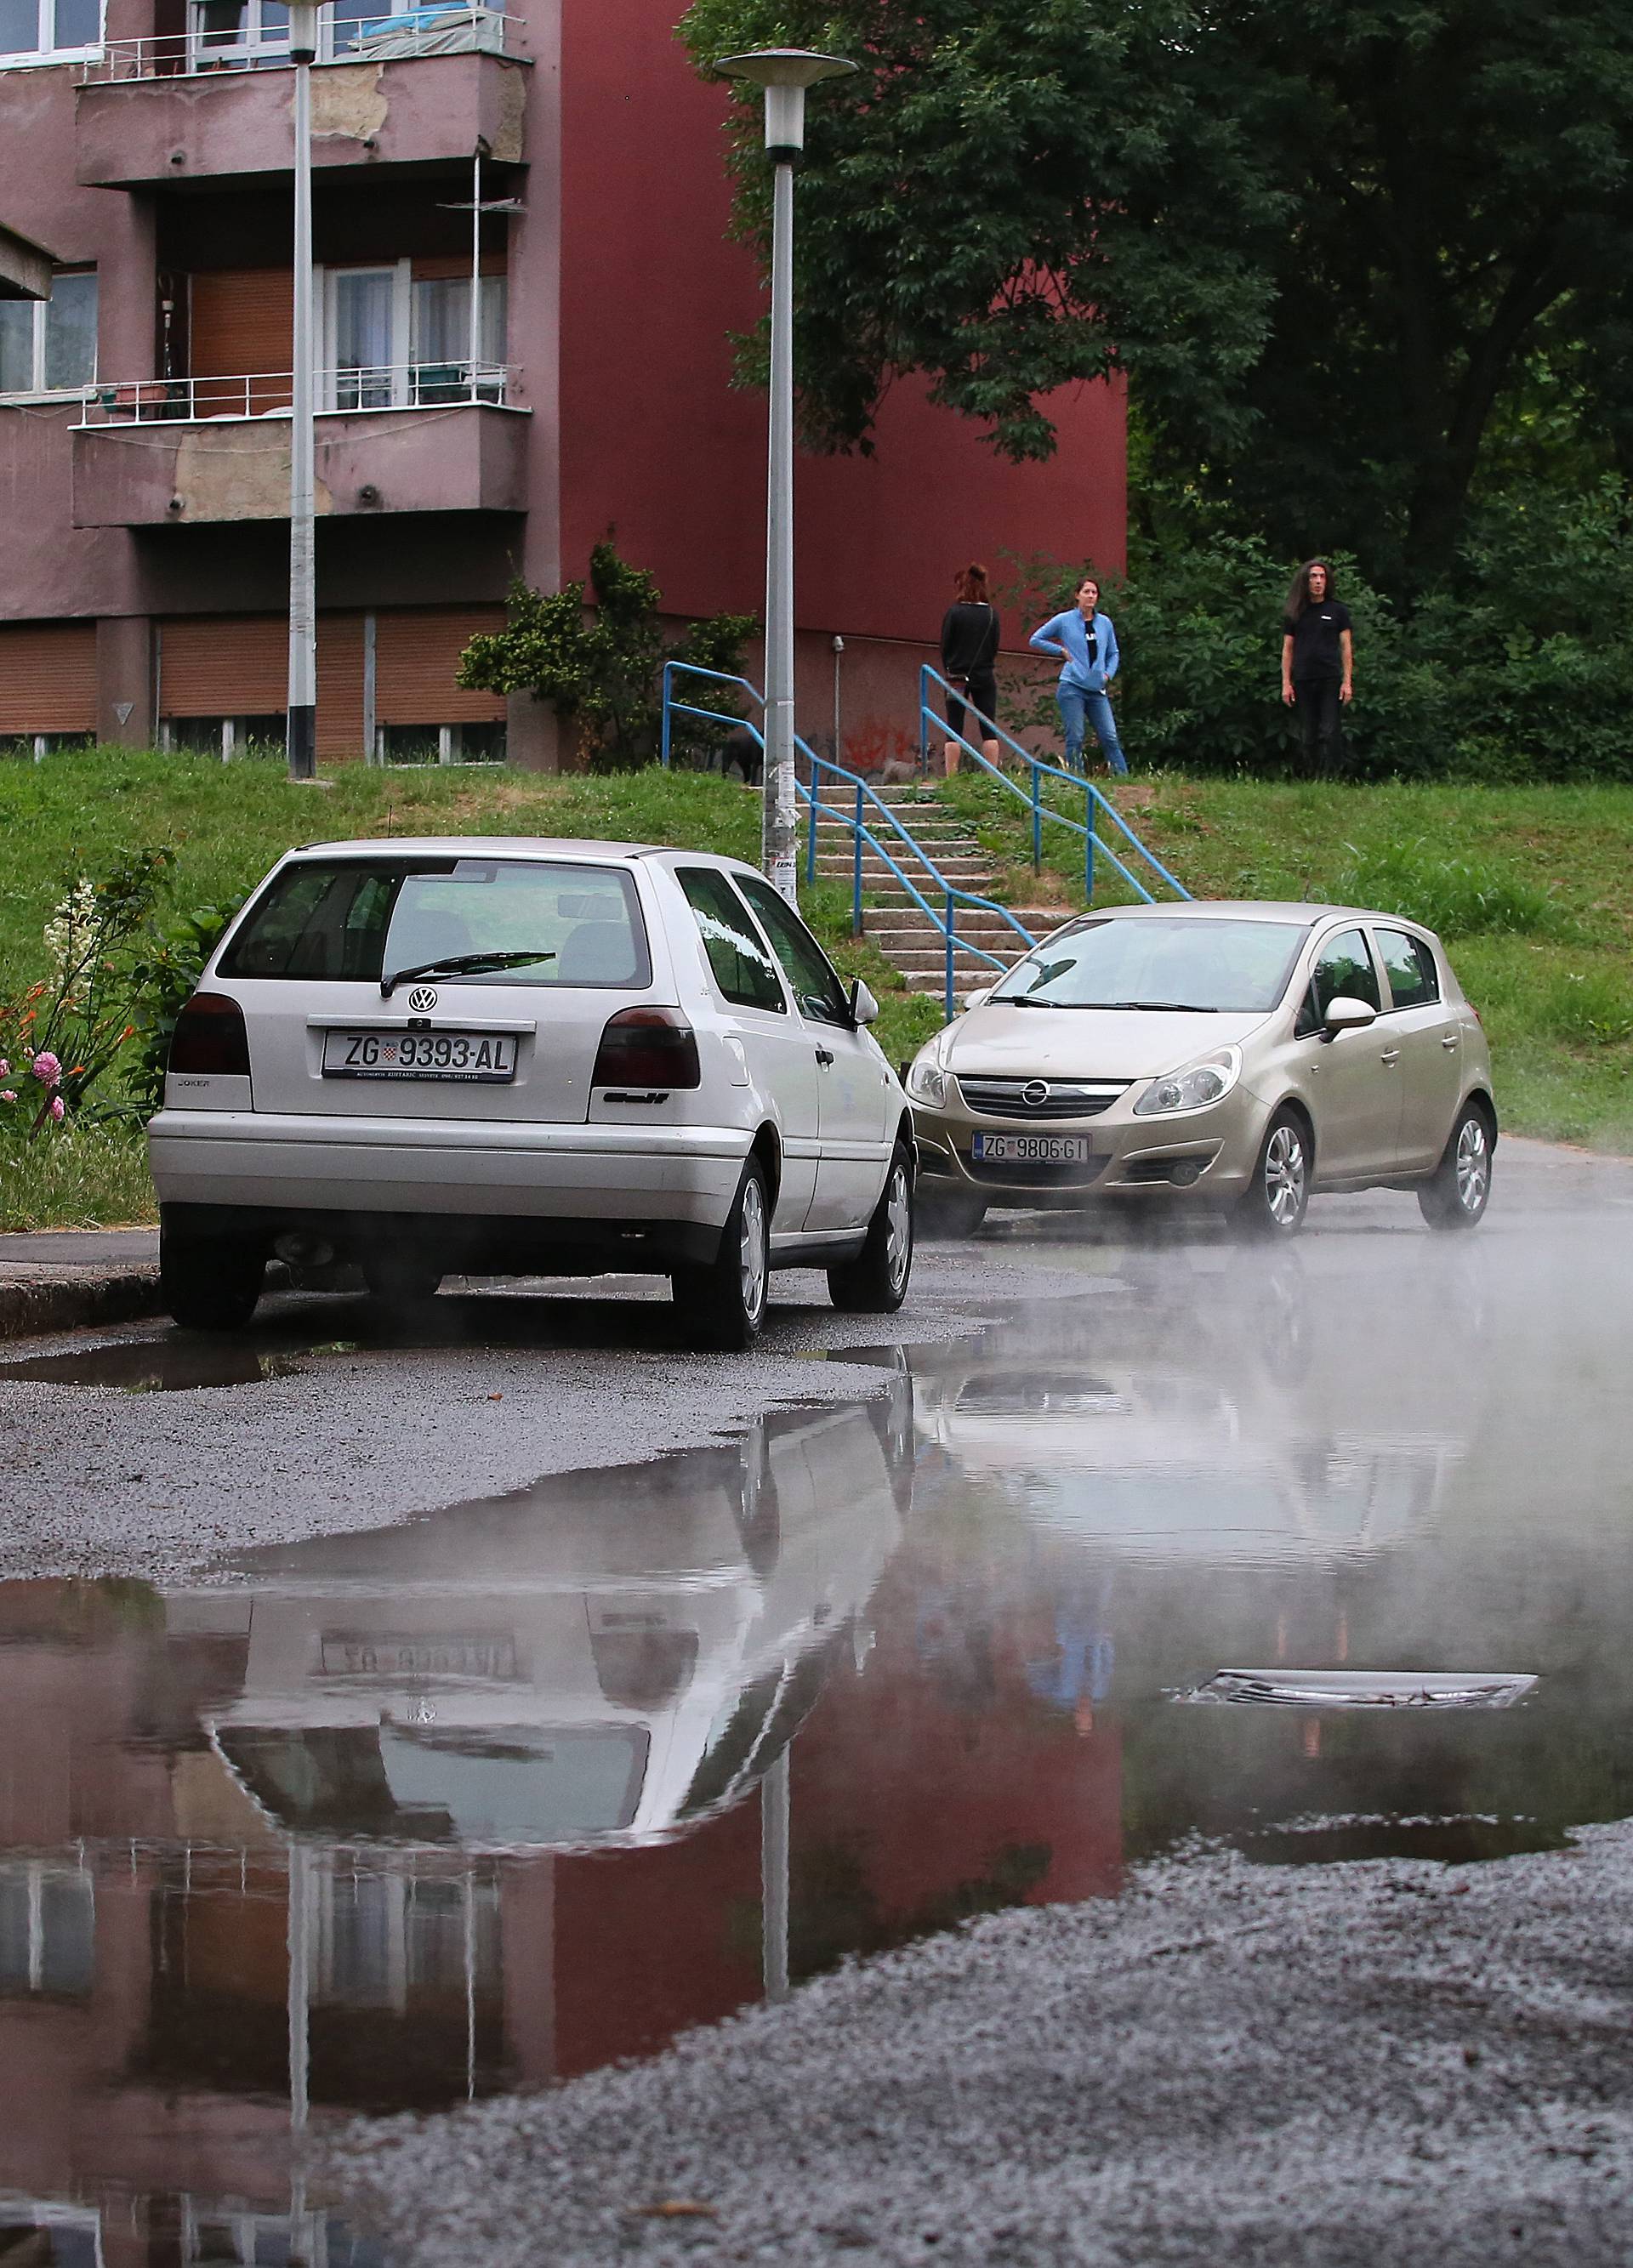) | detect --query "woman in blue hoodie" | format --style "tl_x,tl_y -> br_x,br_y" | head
1029,577 -> 1126,776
